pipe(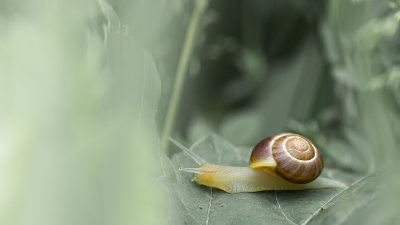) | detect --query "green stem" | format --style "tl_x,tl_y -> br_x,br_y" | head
161,0 -> 206,152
